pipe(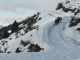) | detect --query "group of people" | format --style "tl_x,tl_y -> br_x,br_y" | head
55,17 -> 62,25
